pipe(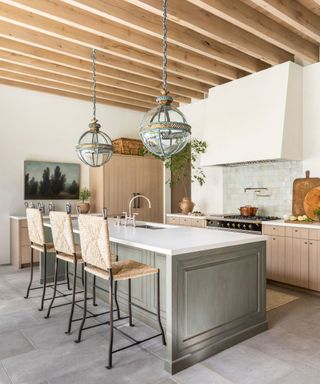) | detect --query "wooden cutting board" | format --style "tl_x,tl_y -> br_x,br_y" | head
304,187 -> 320,220
292,171 -> 320,216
